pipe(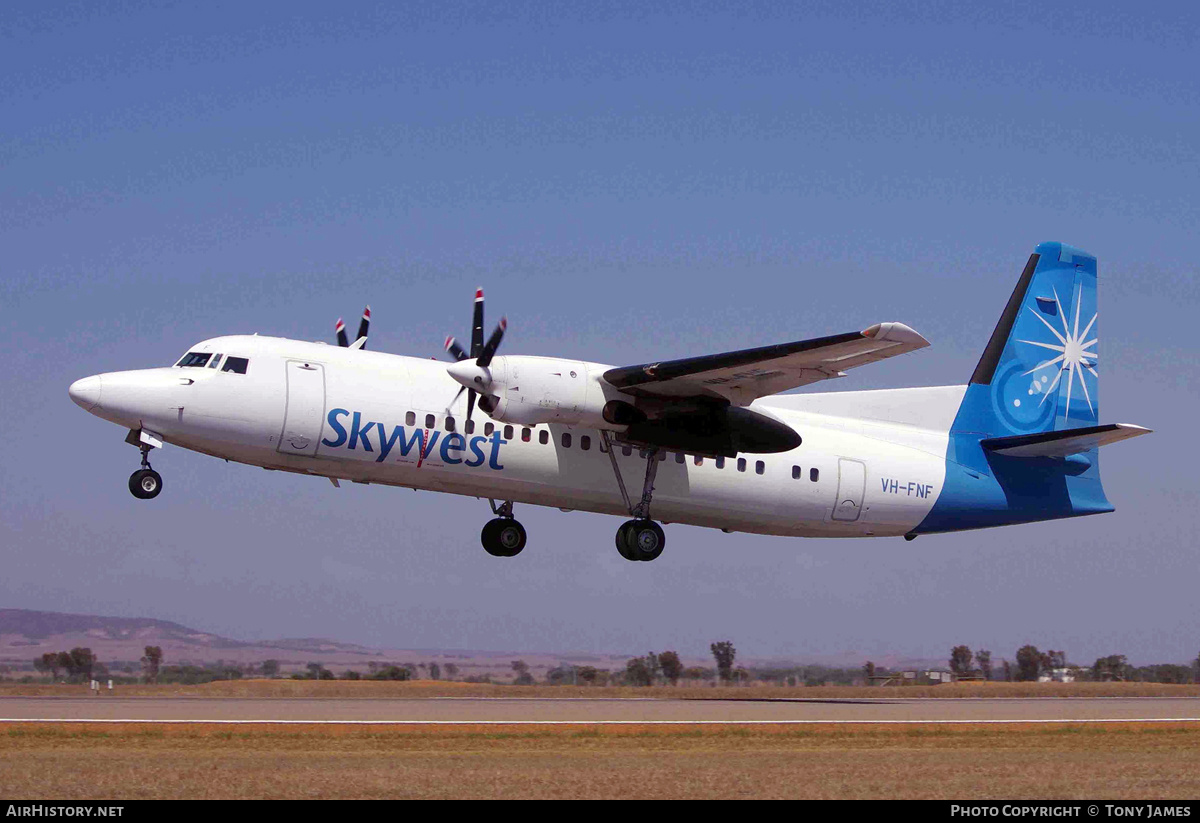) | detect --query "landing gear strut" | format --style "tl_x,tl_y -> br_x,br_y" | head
128,445 -> 163,500
601,433 -> 667,562
481,499 -> 526,557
